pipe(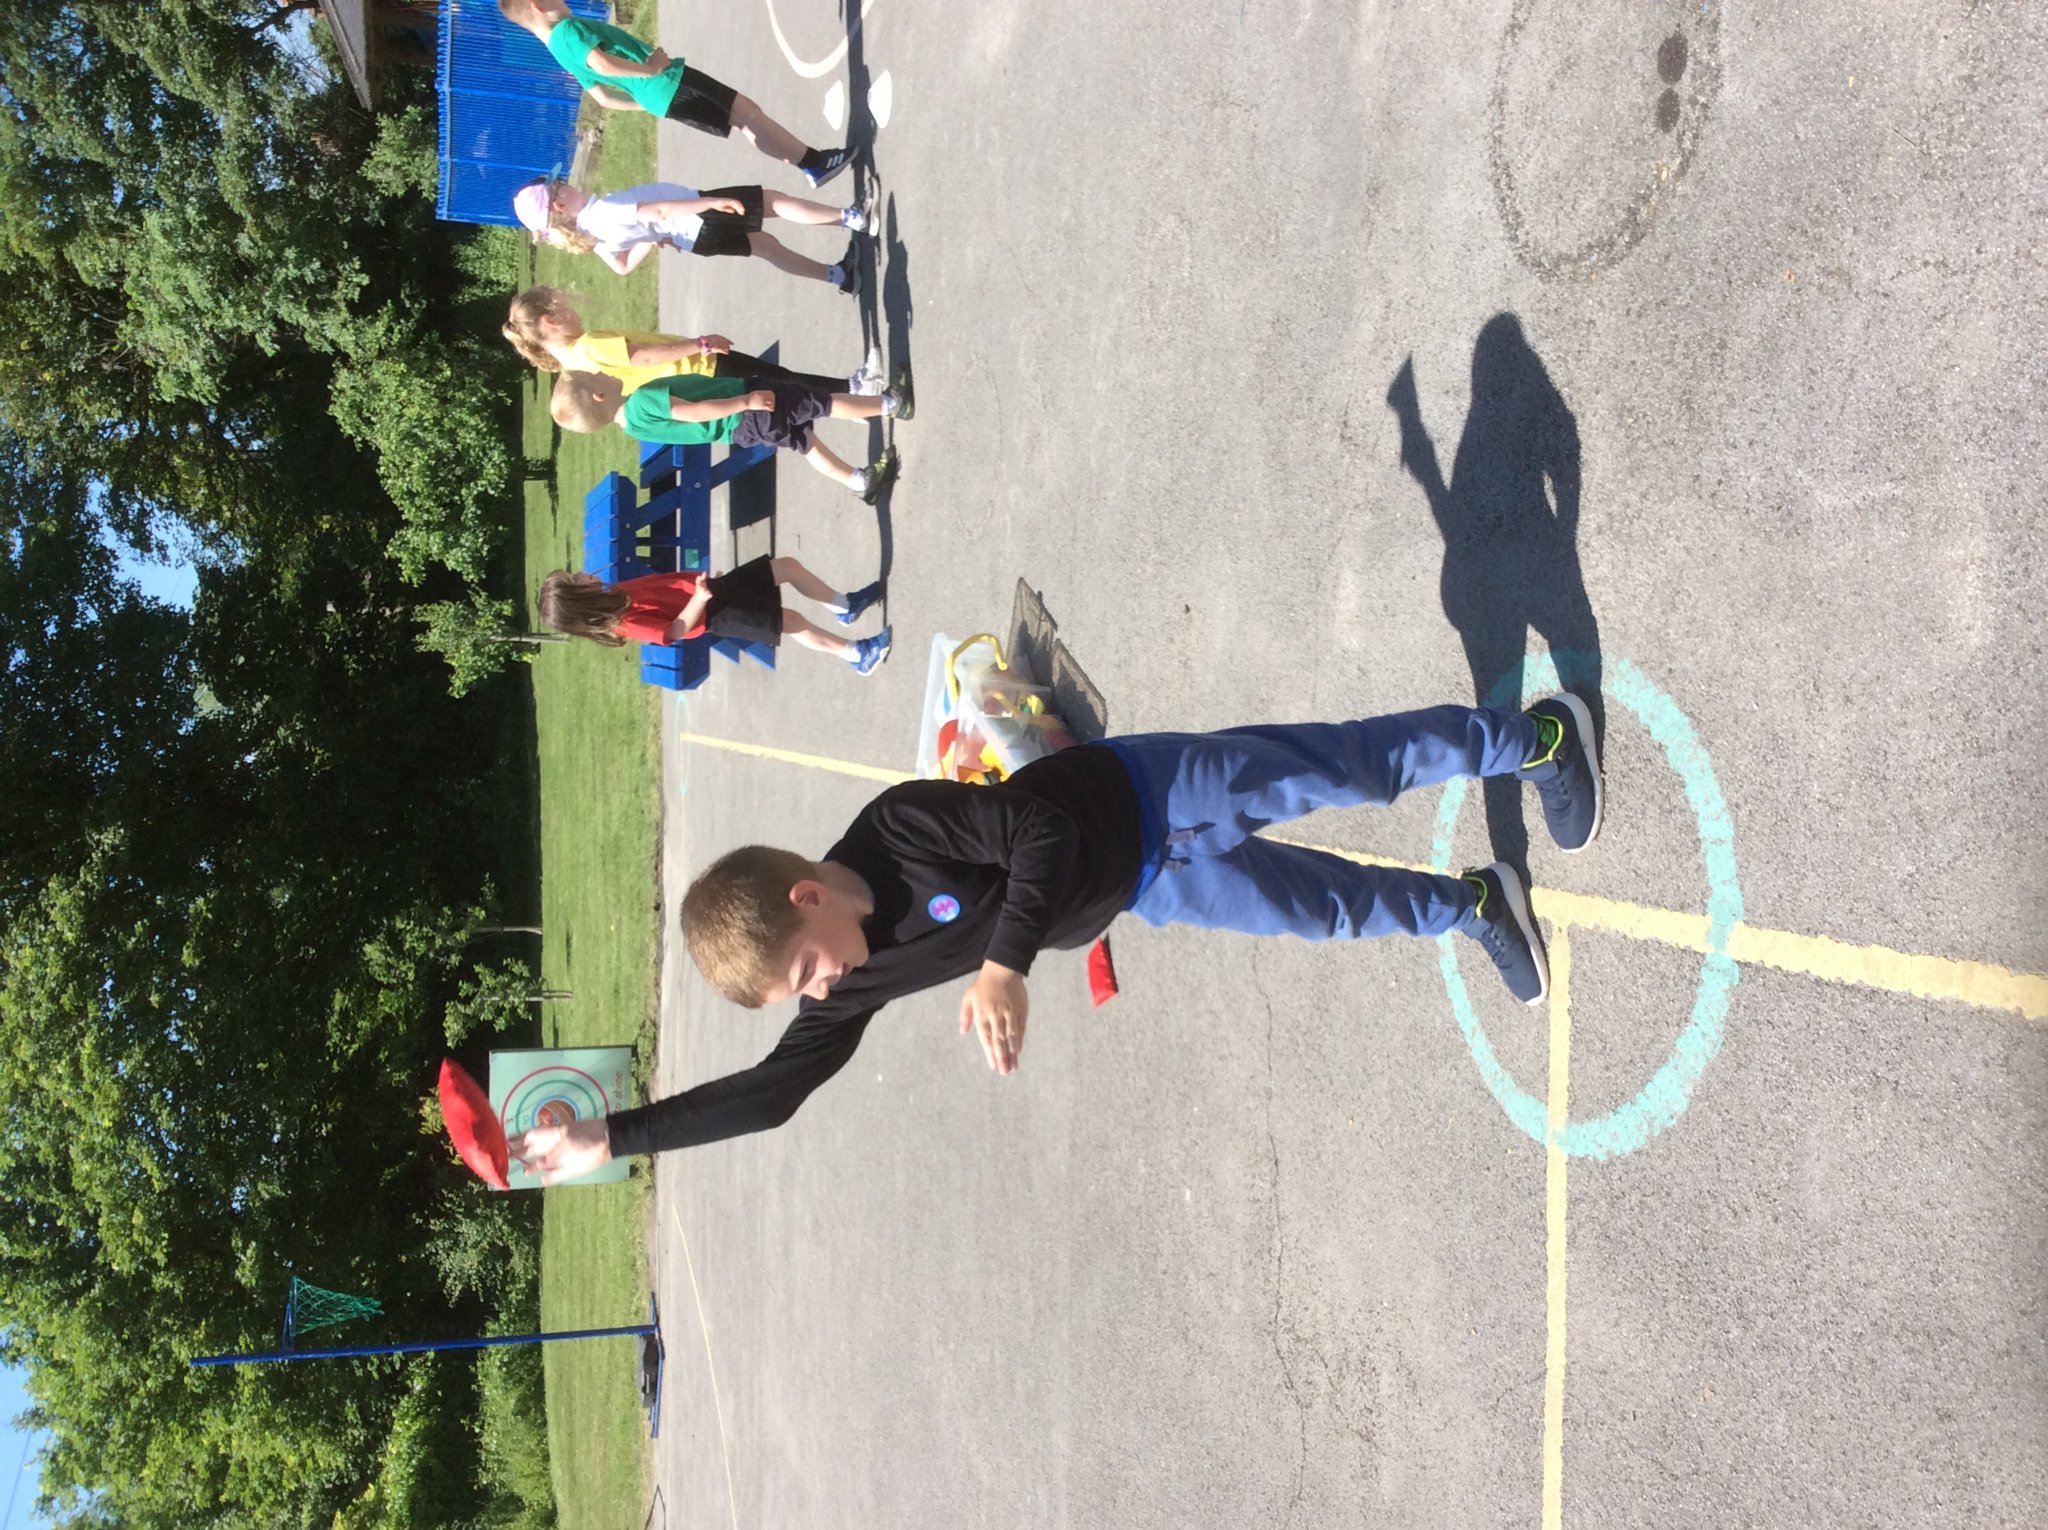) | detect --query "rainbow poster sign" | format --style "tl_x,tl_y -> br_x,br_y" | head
490,1046 -> 634,1190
